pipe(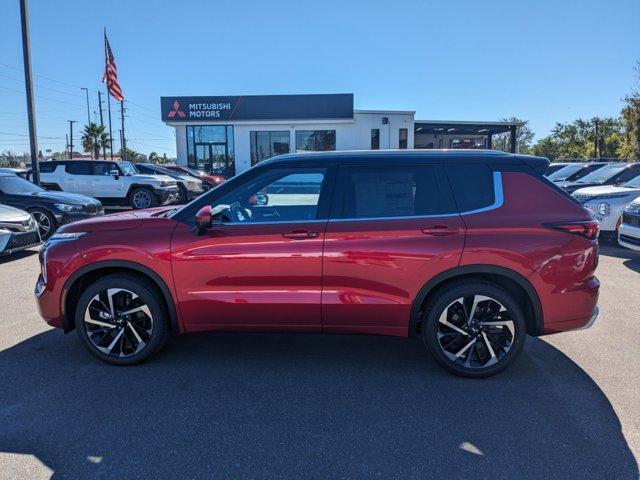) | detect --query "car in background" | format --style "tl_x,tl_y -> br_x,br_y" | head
548,162 -> 609,185
40,160 -> 179,210
0,172 -> 103,239
544,162 -> 572,176
559,162 -> 640,194
0,204 -> 41,255
618,197 -> 640,251
136,163 -> 204,203
165,165 -> 225,189
572,173 -> 640,238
